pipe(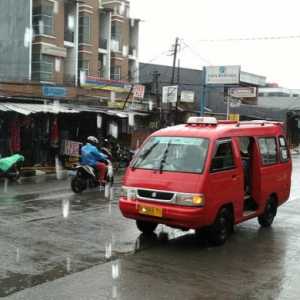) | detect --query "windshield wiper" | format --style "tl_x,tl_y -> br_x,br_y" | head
159,141 -> 171,173
131,142 -> 159,170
